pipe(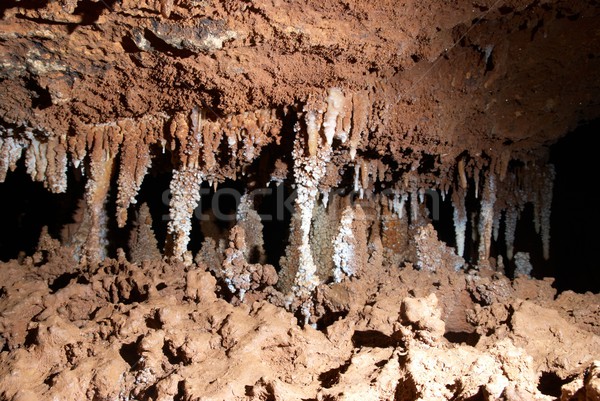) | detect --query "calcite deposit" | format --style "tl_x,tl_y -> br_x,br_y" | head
1,0 -> 599,399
